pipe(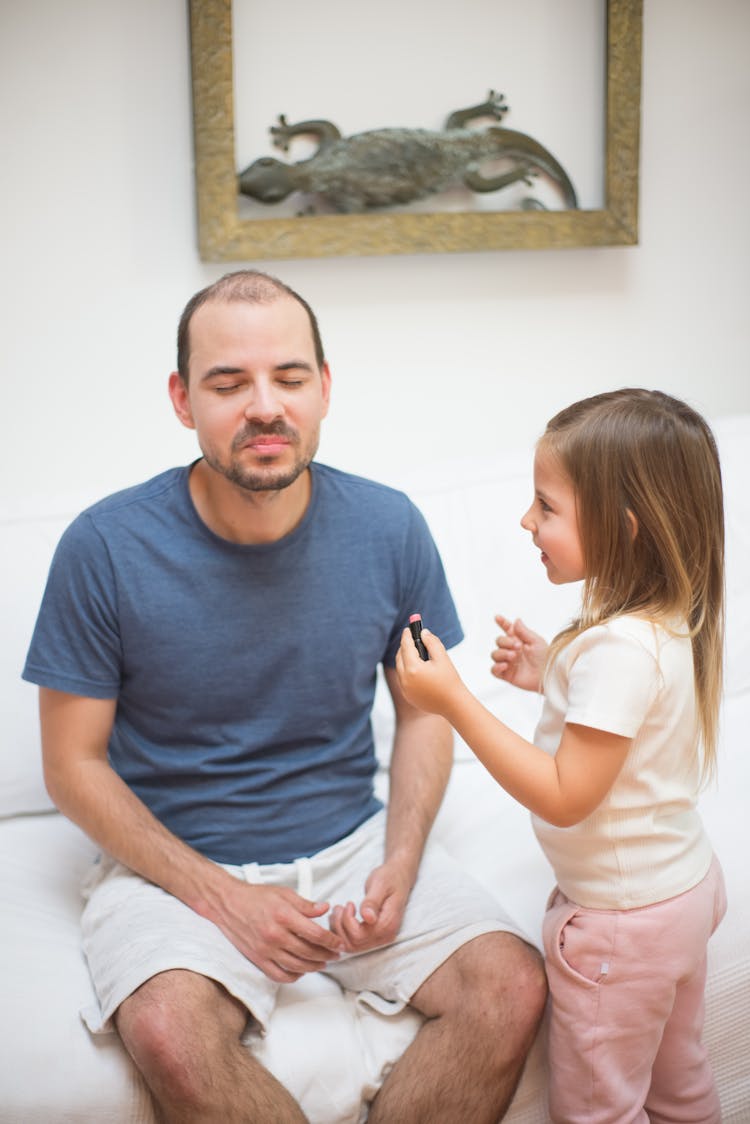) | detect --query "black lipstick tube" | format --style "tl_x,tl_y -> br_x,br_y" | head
409,613 -> 429,661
